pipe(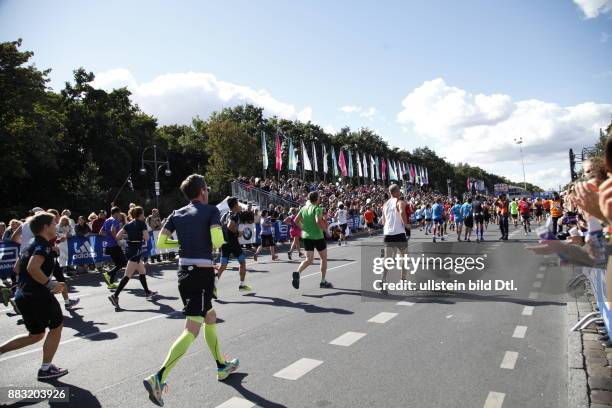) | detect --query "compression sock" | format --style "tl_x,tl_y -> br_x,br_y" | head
138,275 -> 150,293
157,330 -> 196,383
114,276 -> 130,298
204,323 -> 226,368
